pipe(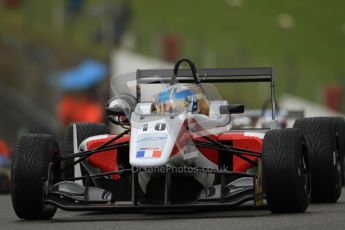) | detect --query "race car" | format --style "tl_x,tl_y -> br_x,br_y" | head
11,59 -> 345,220
231,101 -> 305,129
